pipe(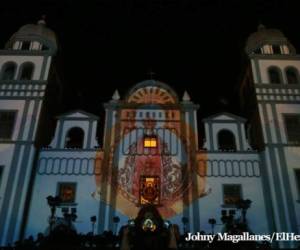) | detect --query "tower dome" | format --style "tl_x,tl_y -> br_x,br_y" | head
245,24 -> 296,55
5,17 -> 57,52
